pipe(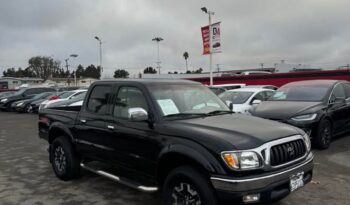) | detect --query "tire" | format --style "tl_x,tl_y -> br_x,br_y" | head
162,166 -> 218,205
313,118 -> 332,149
51,136 -> 81,180
25,104 -> 32,113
